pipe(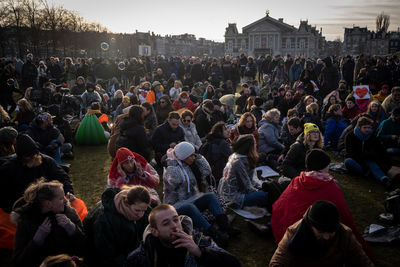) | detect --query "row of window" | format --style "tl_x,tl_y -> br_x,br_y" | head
226,39 -> 309,50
